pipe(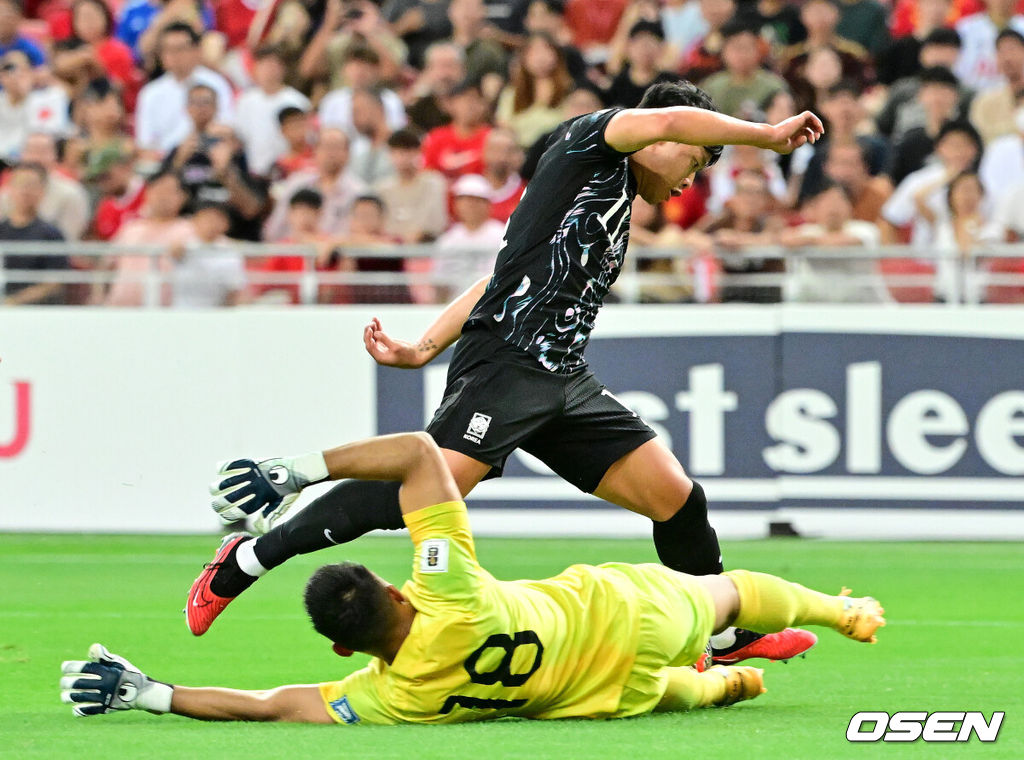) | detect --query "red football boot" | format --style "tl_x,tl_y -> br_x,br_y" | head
185,532 -> 255,636
711,628 -> 818,665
